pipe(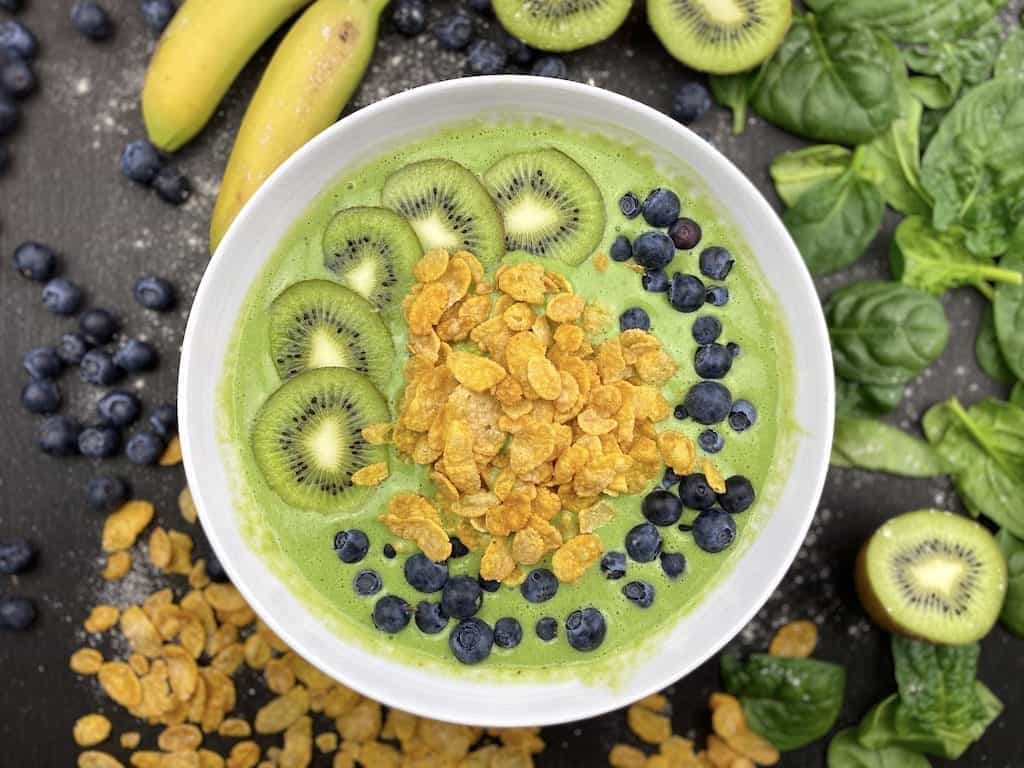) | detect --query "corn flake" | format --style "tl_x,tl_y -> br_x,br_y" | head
769,620 -> 818,659
351,462 -> 389,487
102,501 -> 154,552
